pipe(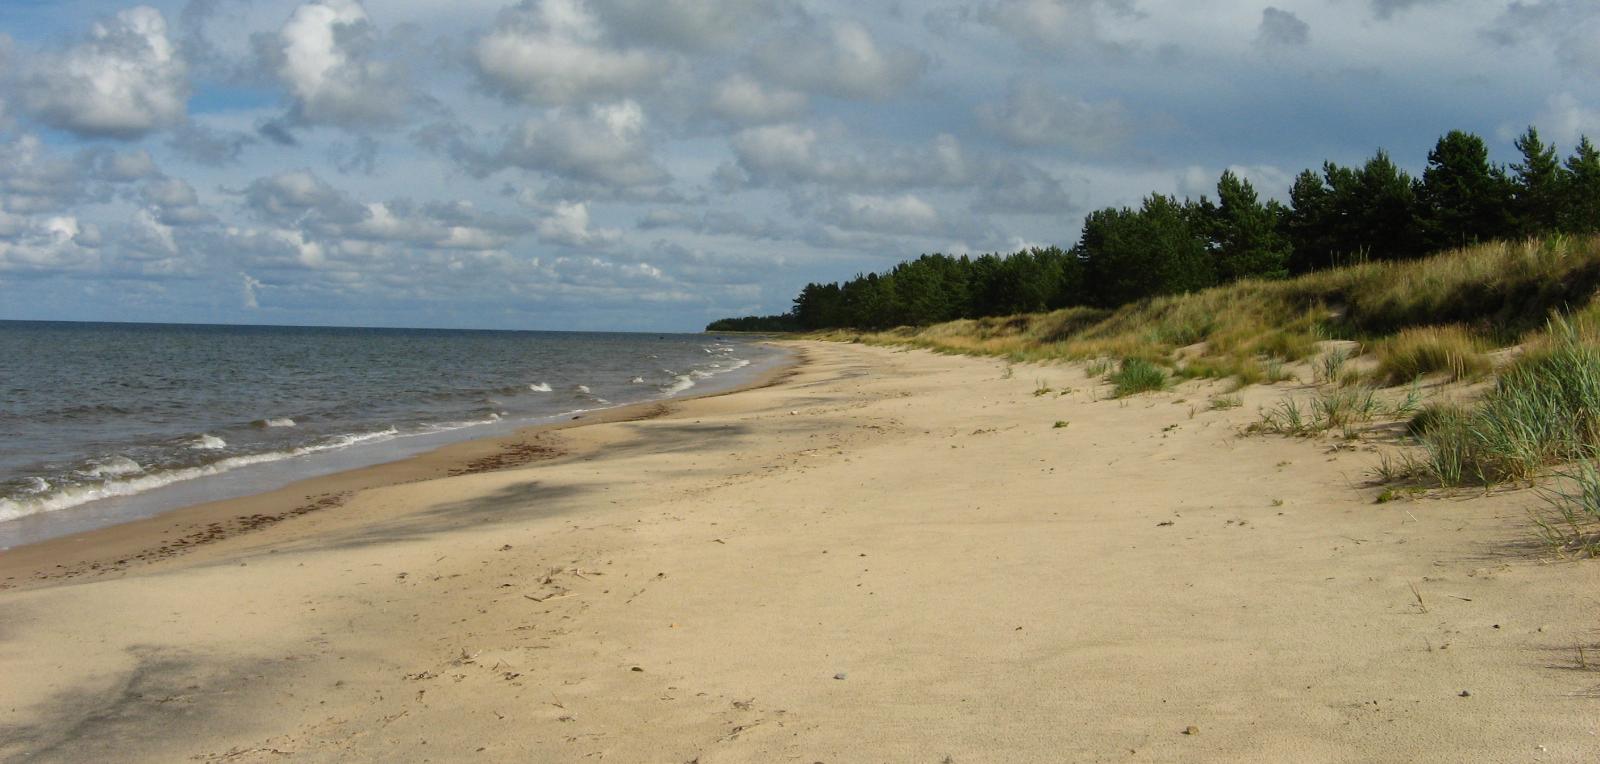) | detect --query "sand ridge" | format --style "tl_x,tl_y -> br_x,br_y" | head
1,341 -> 1597,762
